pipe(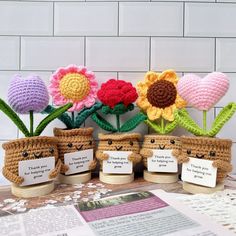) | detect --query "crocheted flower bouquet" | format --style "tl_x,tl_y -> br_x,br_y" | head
91,79 -> 146,184
175,72 -> 236,190
137,70 -> 186,183
44,65 -> 101,183
0,75 -> 71,191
